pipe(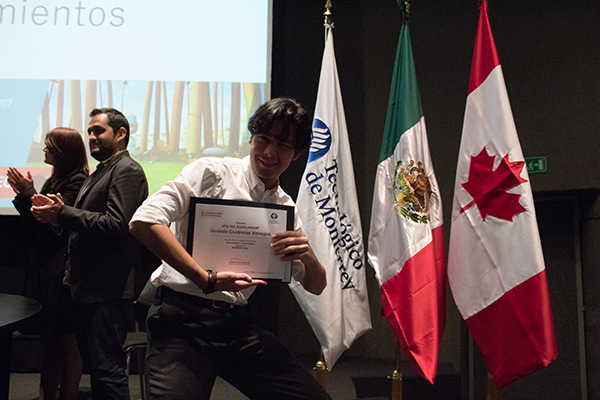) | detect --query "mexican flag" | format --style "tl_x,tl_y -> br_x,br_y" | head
447,0 -> 557,387
367,18 -> 445,384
